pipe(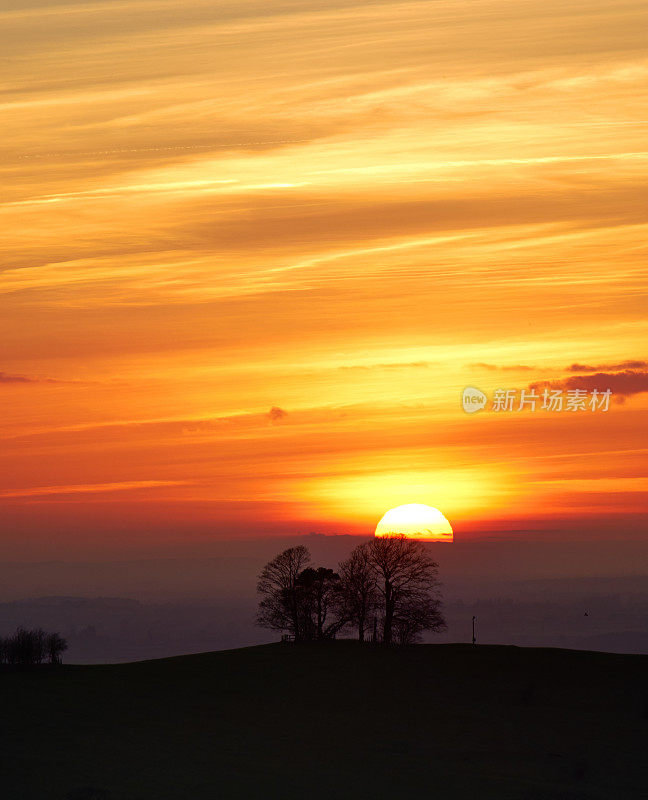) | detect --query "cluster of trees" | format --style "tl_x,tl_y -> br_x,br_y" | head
0,627 -> 68,666
257,536 -> 446,645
